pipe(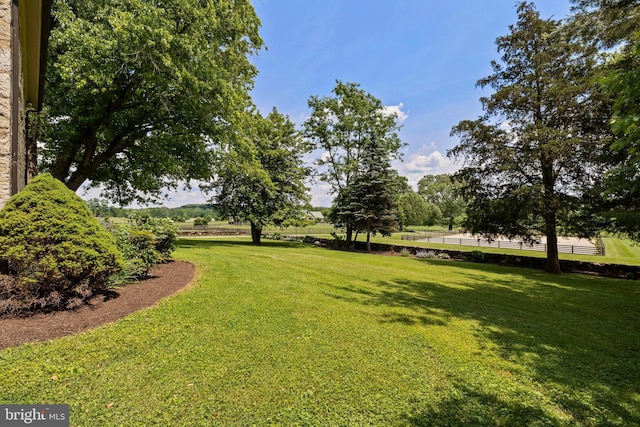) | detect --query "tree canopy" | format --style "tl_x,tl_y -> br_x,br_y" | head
206,109 -> 311,244
417,174 -> 465,230
398,191 -> 441,229
449,2 -> 612,273
304,81 -> 404,244
40,0 -> 263,205
570,0 -> 640,240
